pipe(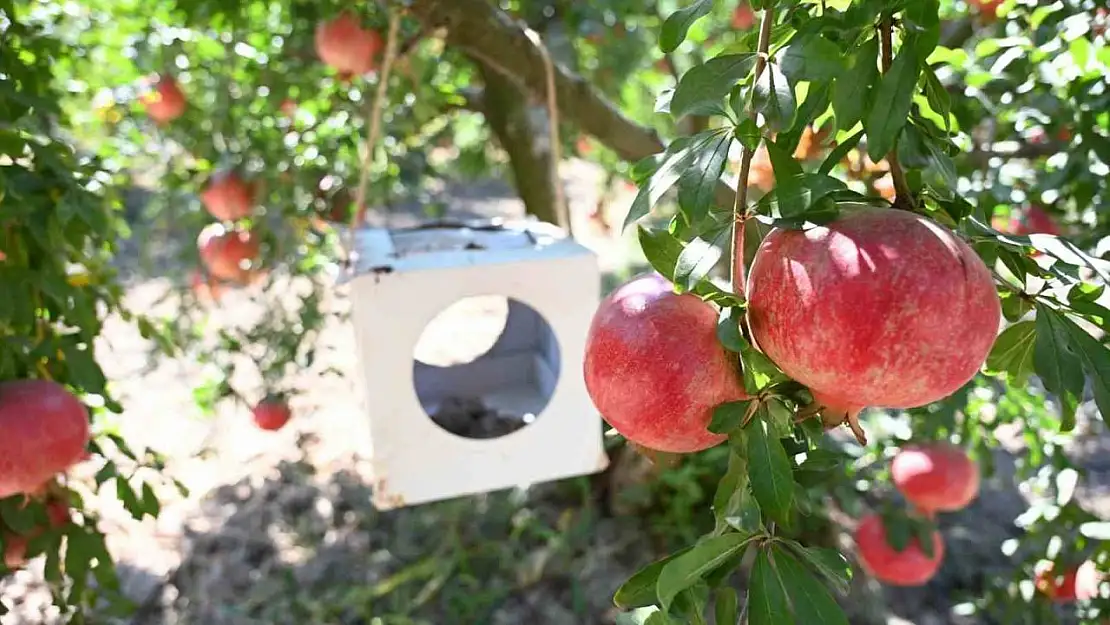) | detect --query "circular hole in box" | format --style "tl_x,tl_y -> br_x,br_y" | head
413,295 -> 561,440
